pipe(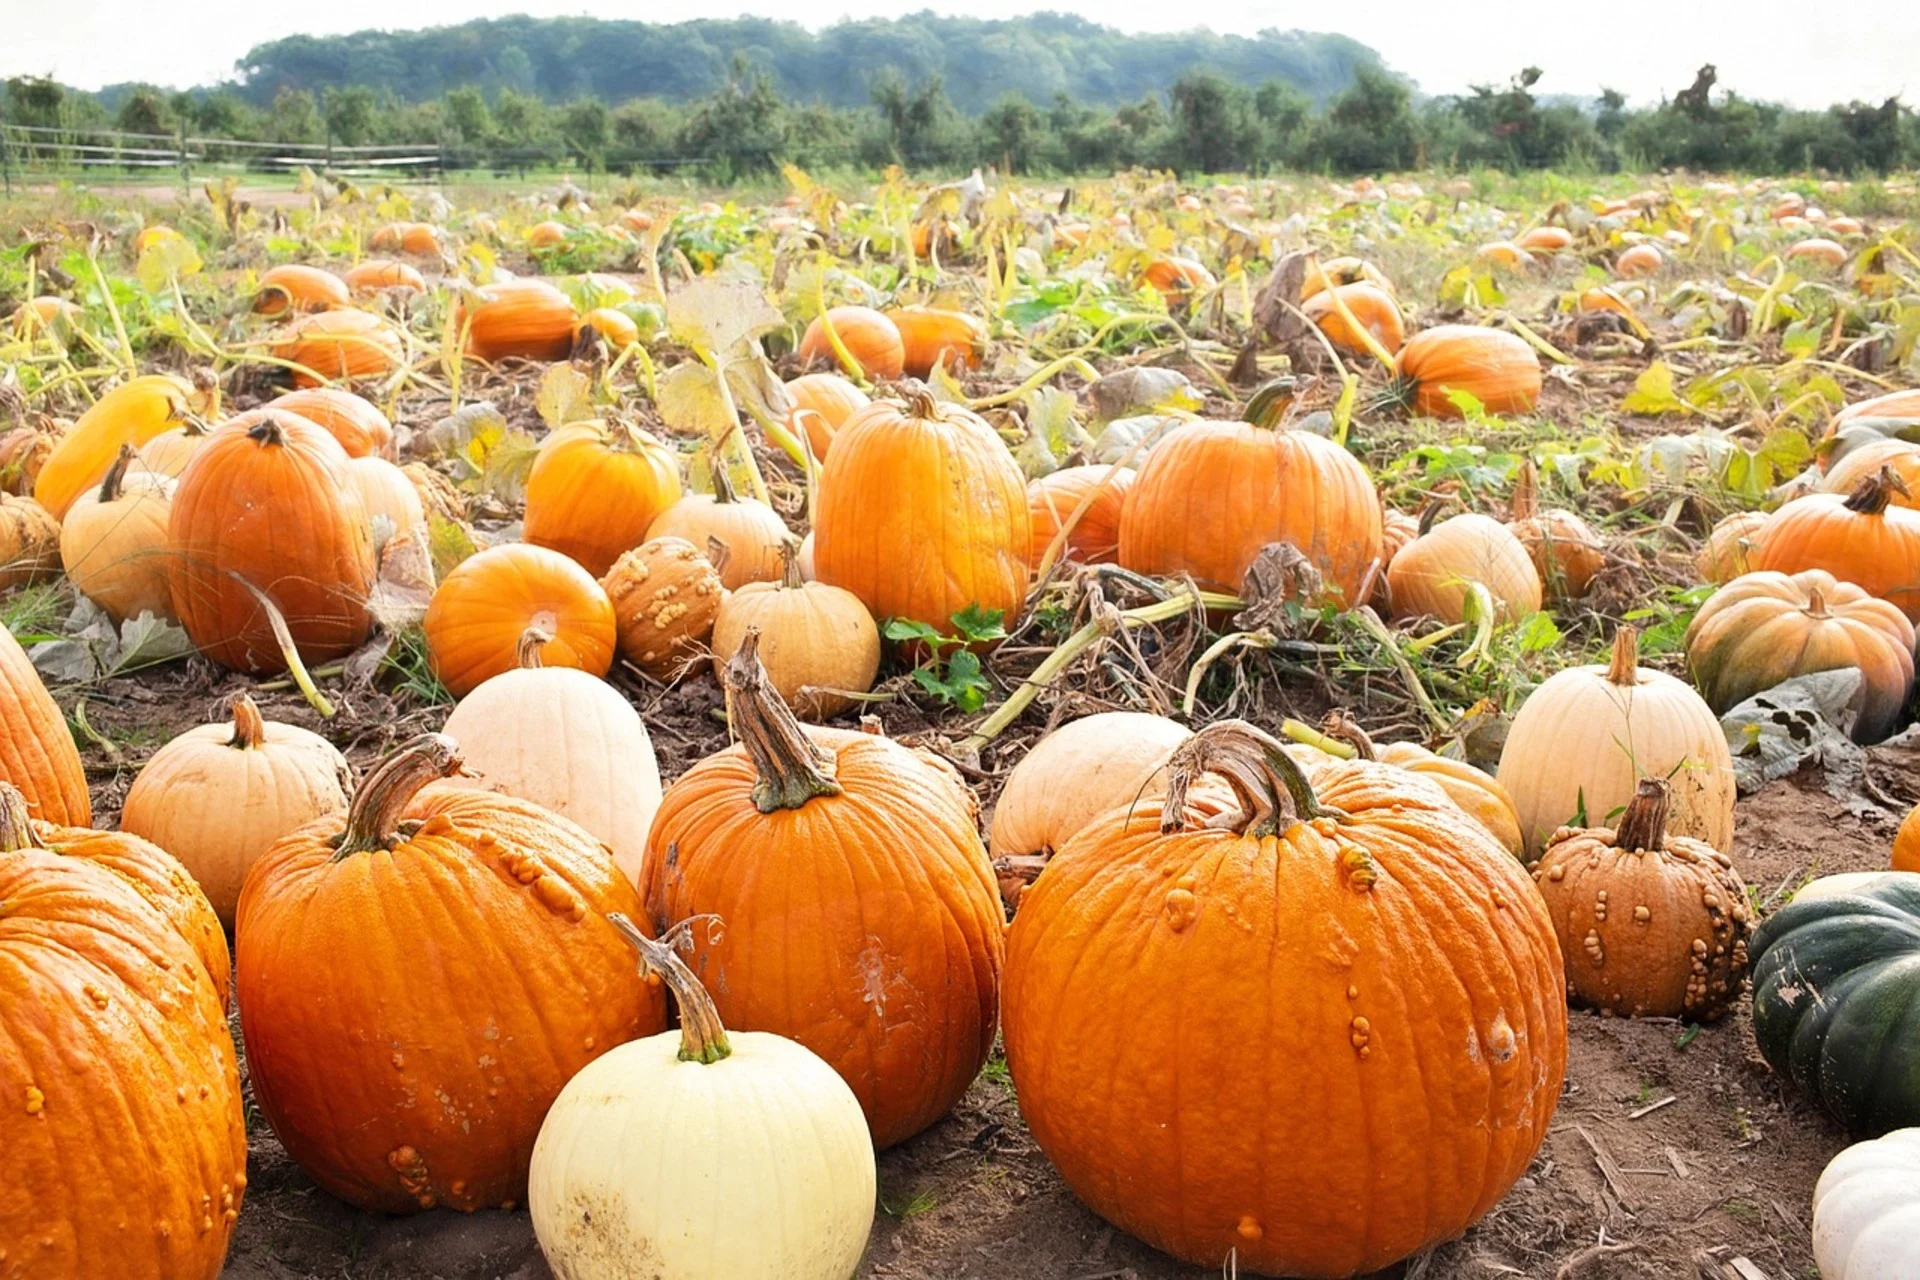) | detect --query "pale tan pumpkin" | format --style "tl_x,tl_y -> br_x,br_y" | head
120,693 -> 353,926
708,546 -> 880,720
989,712 -> 1193,862
346,455 -> 426,545
1697,511 -> 1770,583
0,492 -> 60,592
59,446 -> 175,622
645,464 -> 789,590
1387,509 -> 1542,625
